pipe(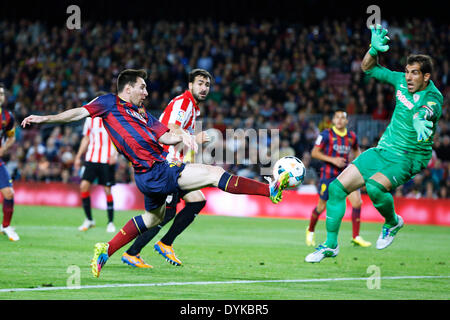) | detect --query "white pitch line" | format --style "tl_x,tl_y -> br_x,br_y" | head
0,275 -> 449,293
